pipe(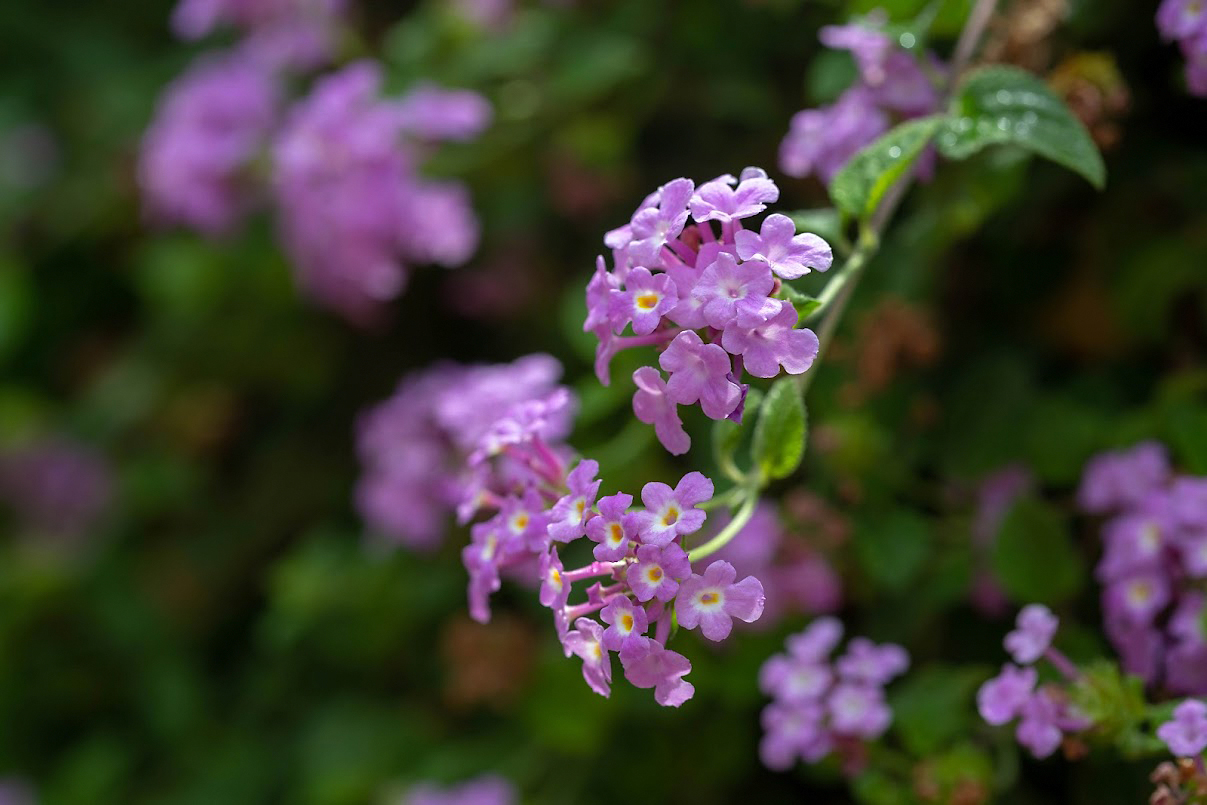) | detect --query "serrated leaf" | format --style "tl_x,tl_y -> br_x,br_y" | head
991,498 -> 1085,605
829,116 -> 943,220
938,65 -> 1105,189
751,379 -> 806,481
